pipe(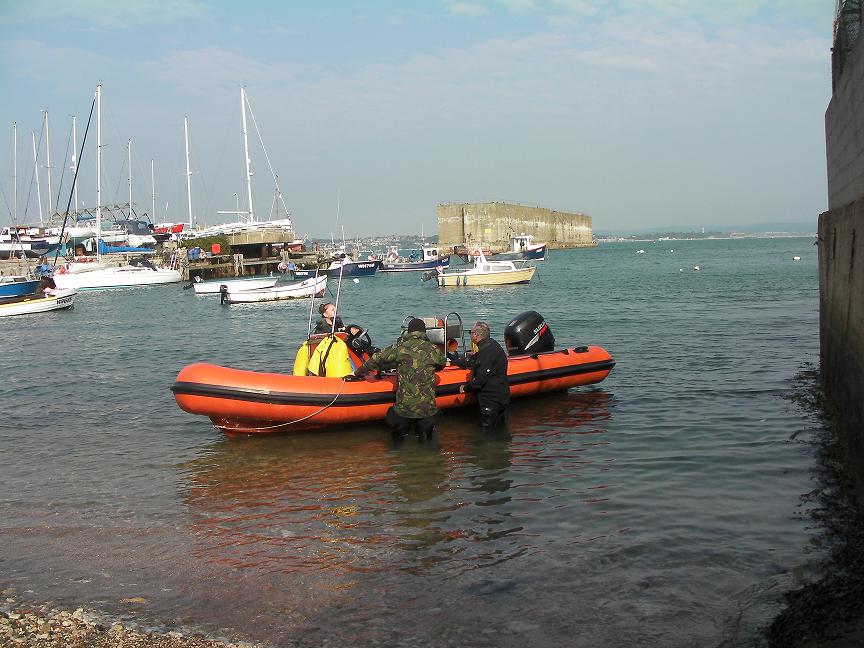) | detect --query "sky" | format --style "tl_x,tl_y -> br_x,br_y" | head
0,0 -> 835,237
